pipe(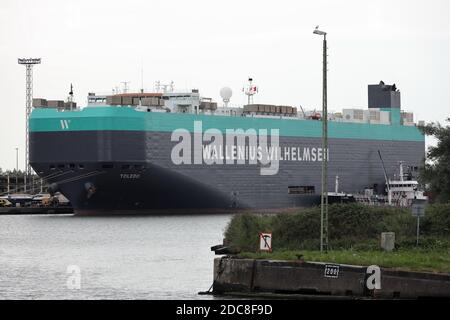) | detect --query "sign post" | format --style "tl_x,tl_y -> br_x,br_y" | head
416,215 -> 420,246
411,200 -> 426,246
